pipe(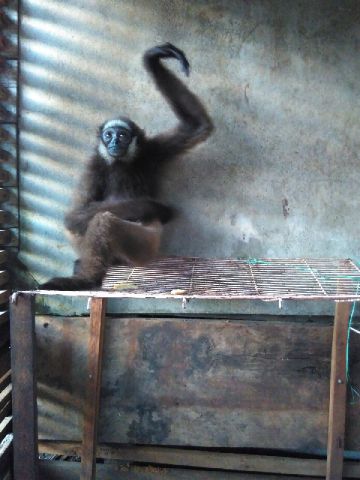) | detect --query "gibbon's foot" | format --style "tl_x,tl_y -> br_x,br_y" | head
38,275 -> 102,291
146,43 -> 190,76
